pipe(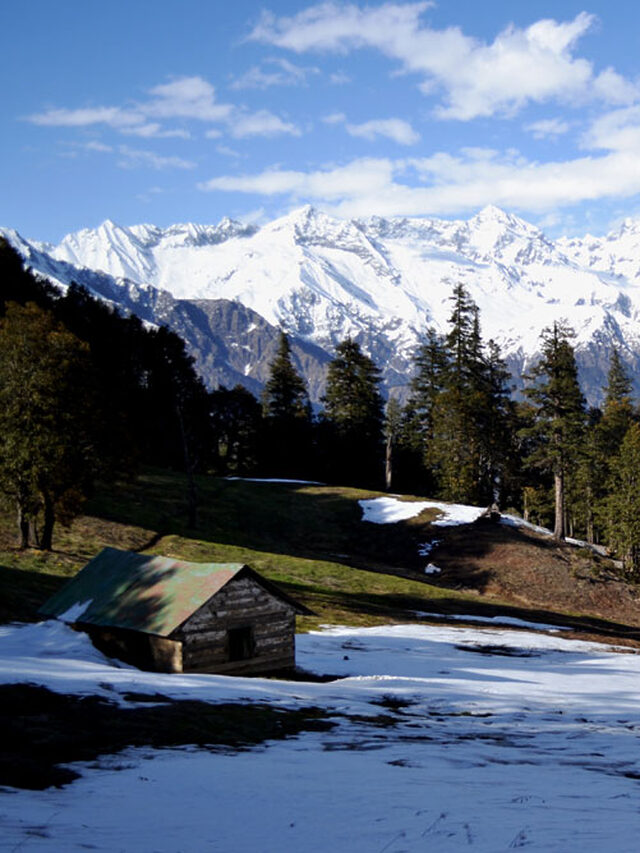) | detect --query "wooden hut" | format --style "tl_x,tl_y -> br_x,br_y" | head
39,547 -> 312,675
